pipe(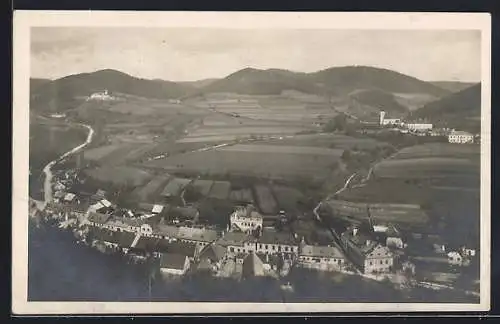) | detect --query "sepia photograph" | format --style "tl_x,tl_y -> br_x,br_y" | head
12,11 -> 491,314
